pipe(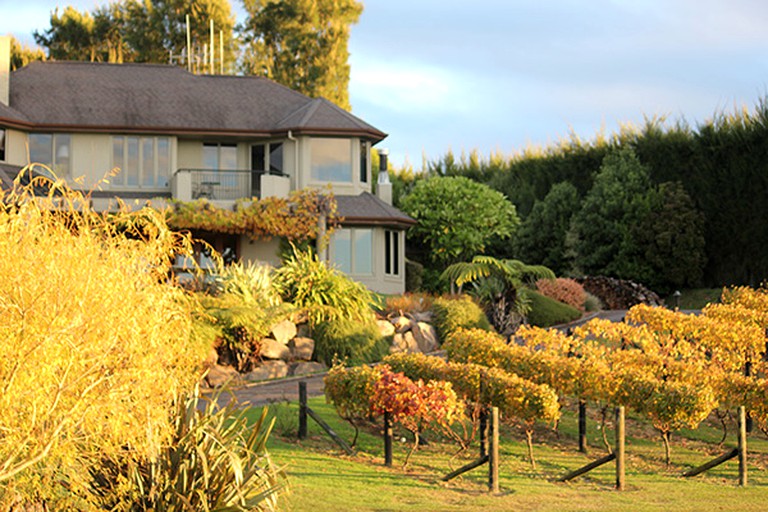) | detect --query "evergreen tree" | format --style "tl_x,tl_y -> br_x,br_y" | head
567,147 -> 654,280
9,37 -> 46,71
240,0 -> 362,110
512,181 -> 580,275
124,0 -> 236,70
34,0 -> 236,70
